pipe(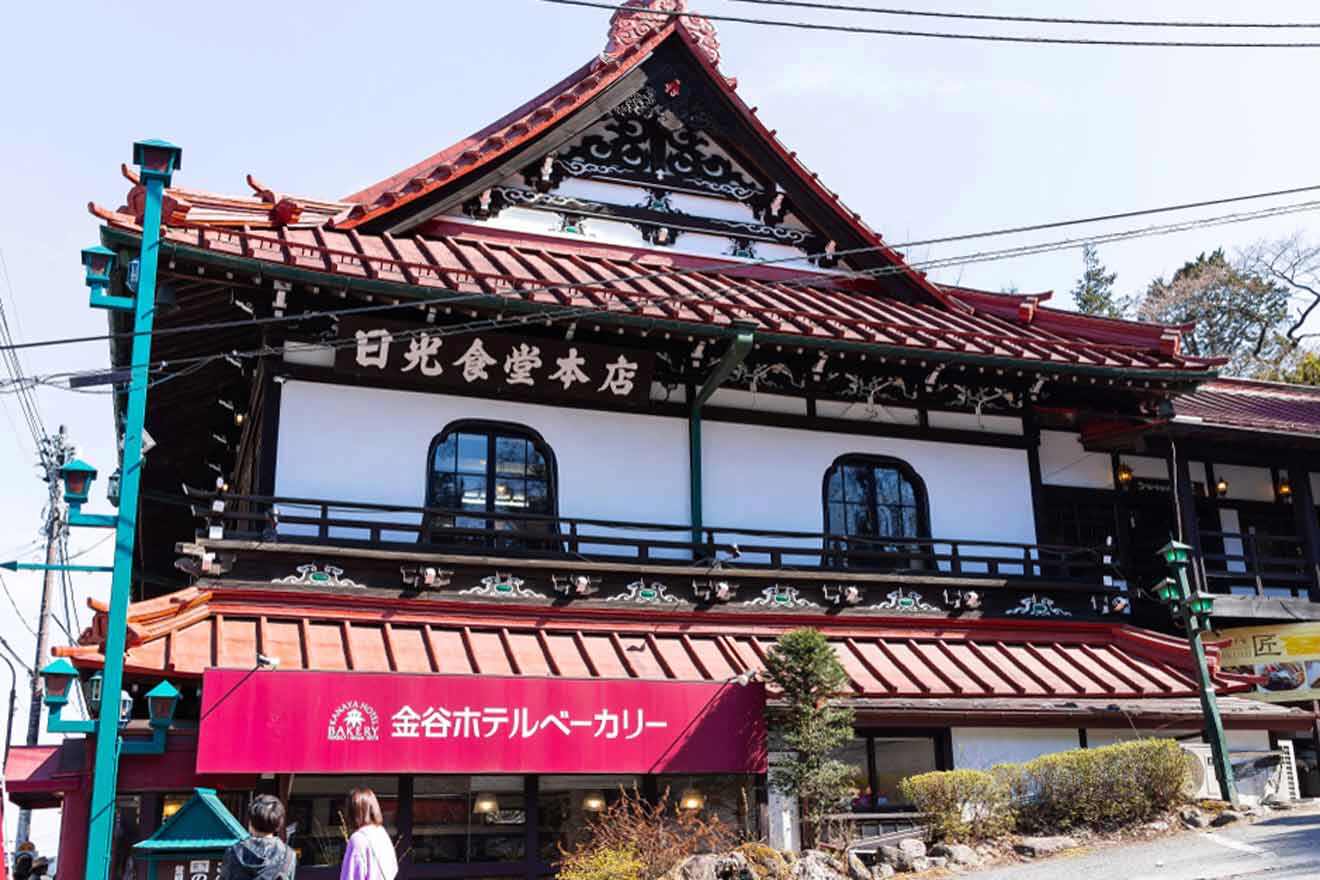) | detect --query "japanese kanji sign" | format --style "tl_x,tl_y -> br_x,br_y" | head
195,669 -> 767,774
334,318 -> 655,406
